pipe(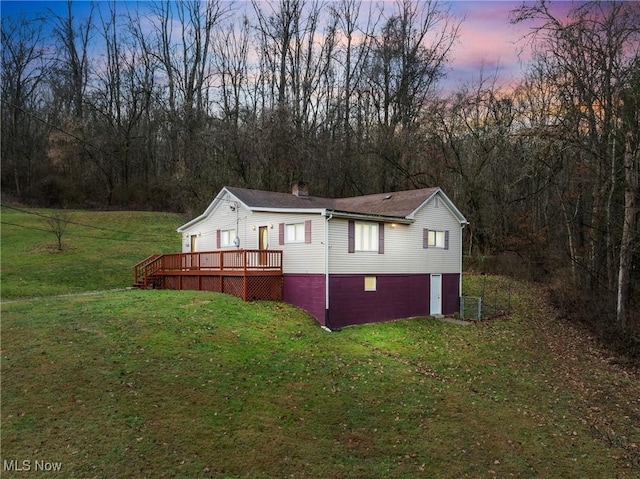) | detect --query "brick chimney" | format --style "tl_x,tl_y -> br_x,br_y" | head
292,181 -> 309,197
